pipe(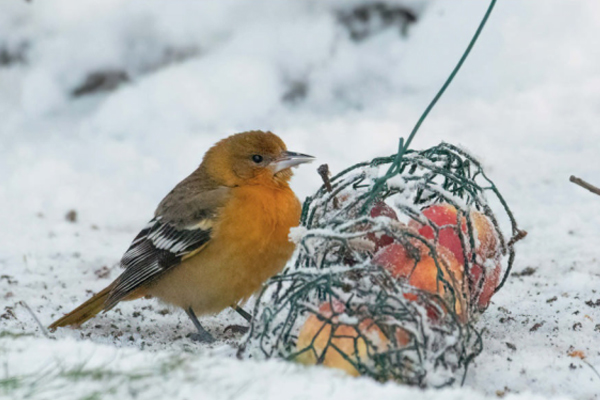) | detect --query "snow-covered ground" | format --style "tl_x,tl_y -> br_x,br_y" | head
1,0 -> 600,399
